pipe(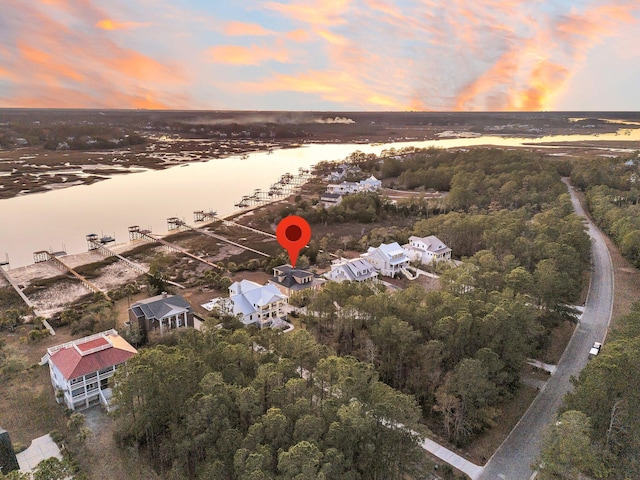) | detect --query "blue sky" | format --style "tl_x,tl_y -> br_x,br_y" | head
1,0 -> 639,111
